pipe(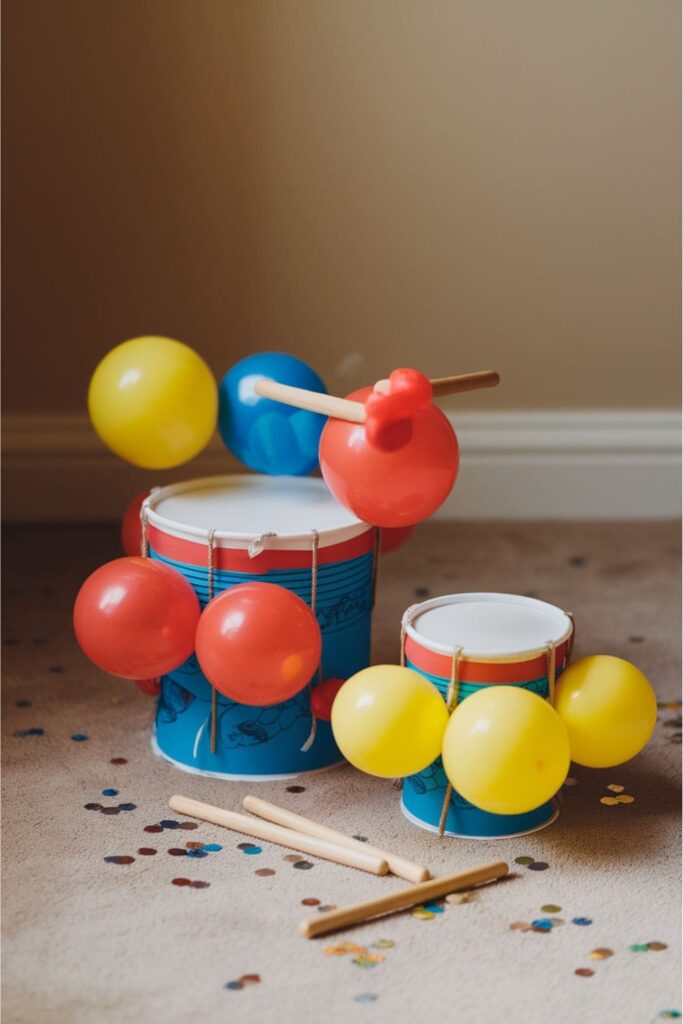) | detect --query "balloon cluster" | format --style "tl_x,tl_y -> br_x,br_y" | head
88,336 -> 459,531
74,558 -> 323,707
330,657 -> 657,815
